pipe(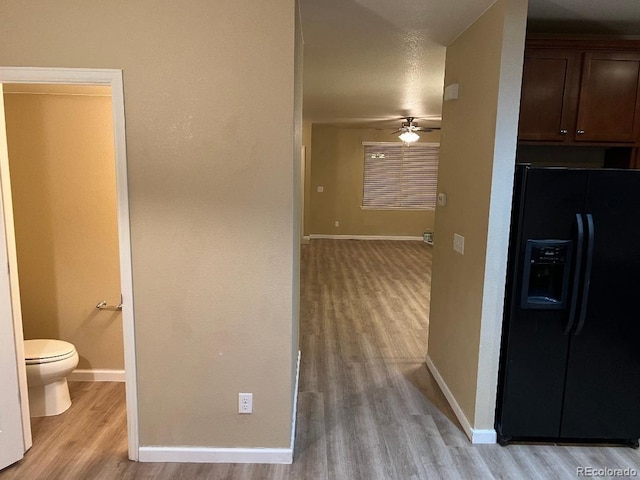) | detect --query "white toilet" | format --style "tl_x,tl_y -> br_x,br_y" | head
24,339 -> 79,417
